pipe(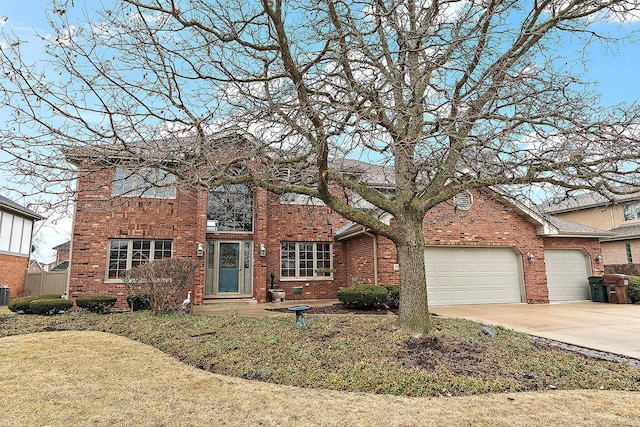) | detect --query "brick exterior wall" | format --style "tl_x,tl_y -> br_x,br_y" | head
350,190 -> 604,304
259,191 -> 350,301
68,165 -> 604,308
0,253 -> 28,299
69,166 -> 206,307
